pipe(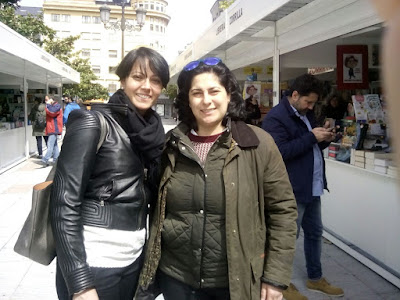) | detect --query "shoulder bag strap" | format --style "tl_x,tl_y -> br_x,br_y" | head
45,111 -> 107,182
